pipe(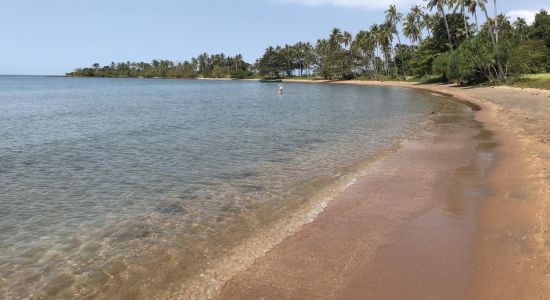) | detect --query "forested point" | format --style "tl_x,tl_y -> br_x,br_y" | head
67,1 -> 550,86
